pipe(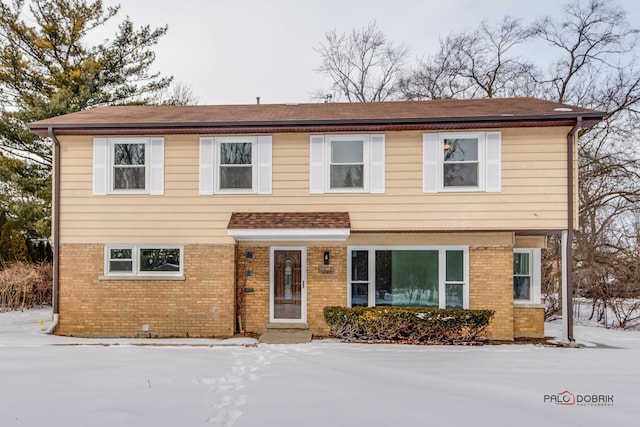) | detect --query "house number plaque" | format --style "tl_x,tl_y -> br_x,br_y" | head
318,266 -> 334,274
